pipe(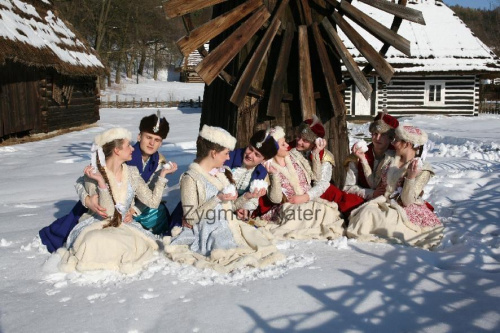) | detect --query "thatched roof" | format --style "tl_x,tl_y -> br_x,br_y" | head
341,0 -> 500,75
0,0 -> 105,77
